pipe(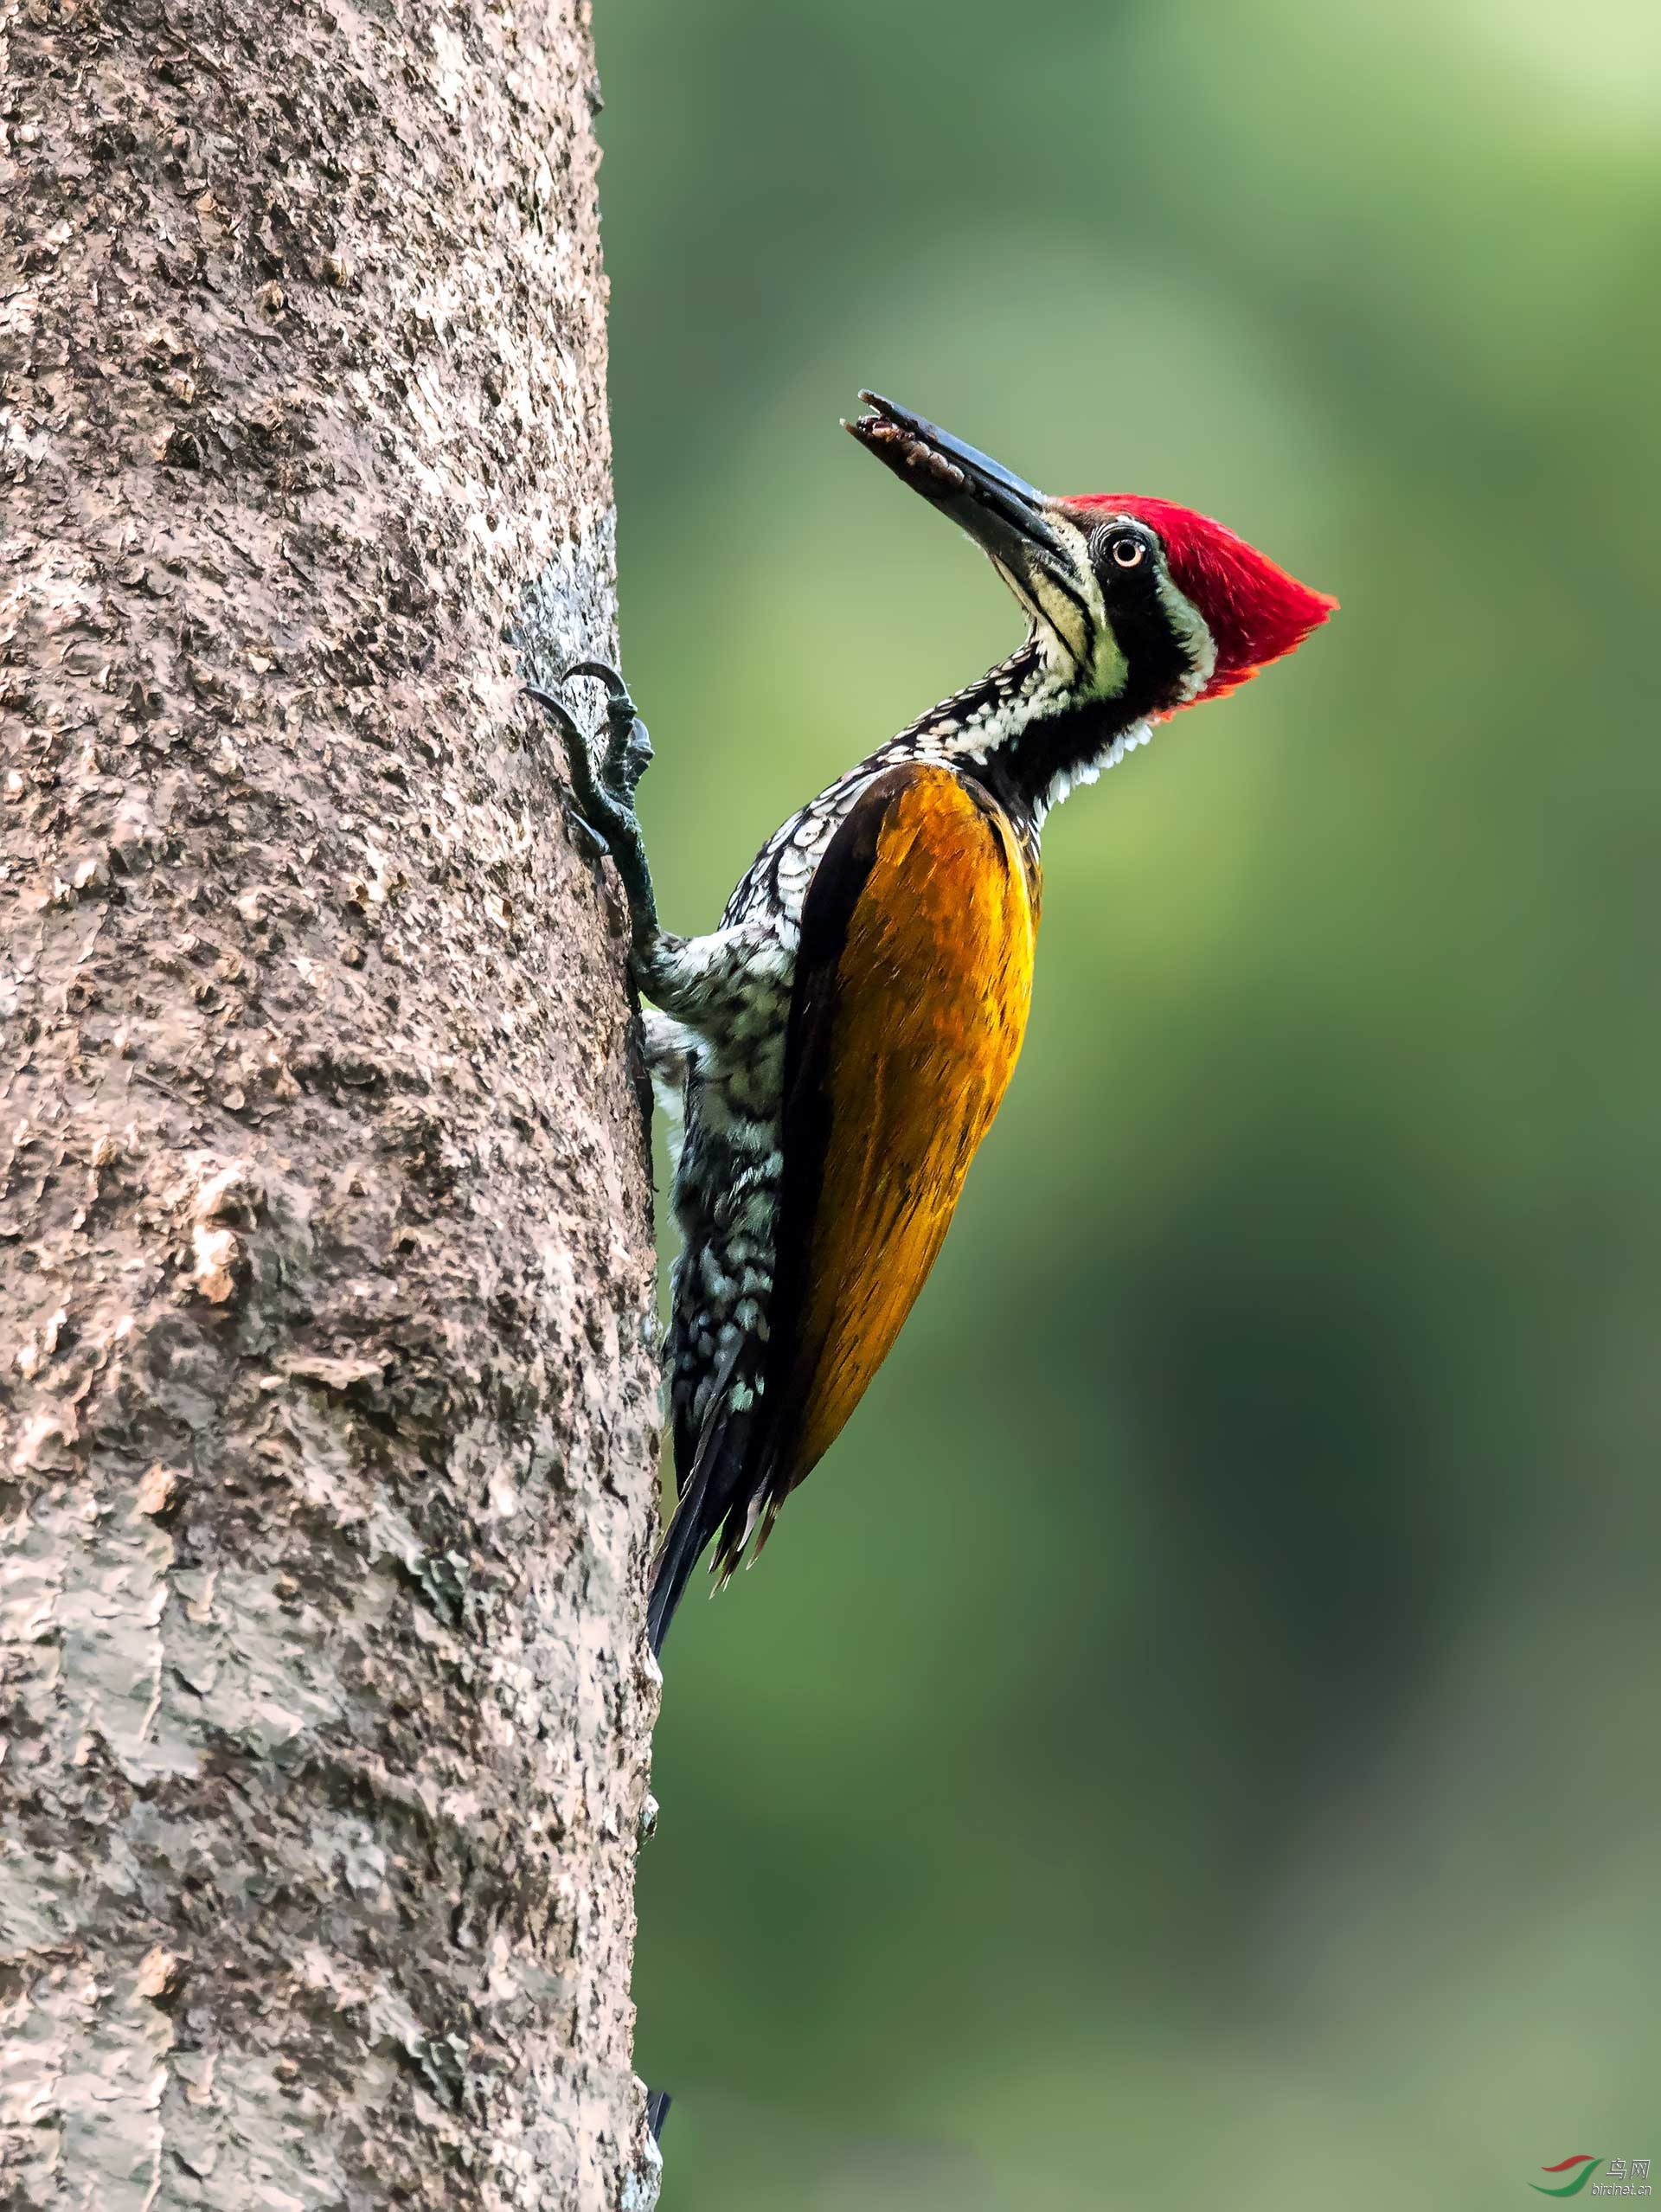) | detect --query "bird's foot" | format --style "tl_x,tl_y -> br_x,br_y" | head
561,659 -> 654,808
526,663 -> 659,944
